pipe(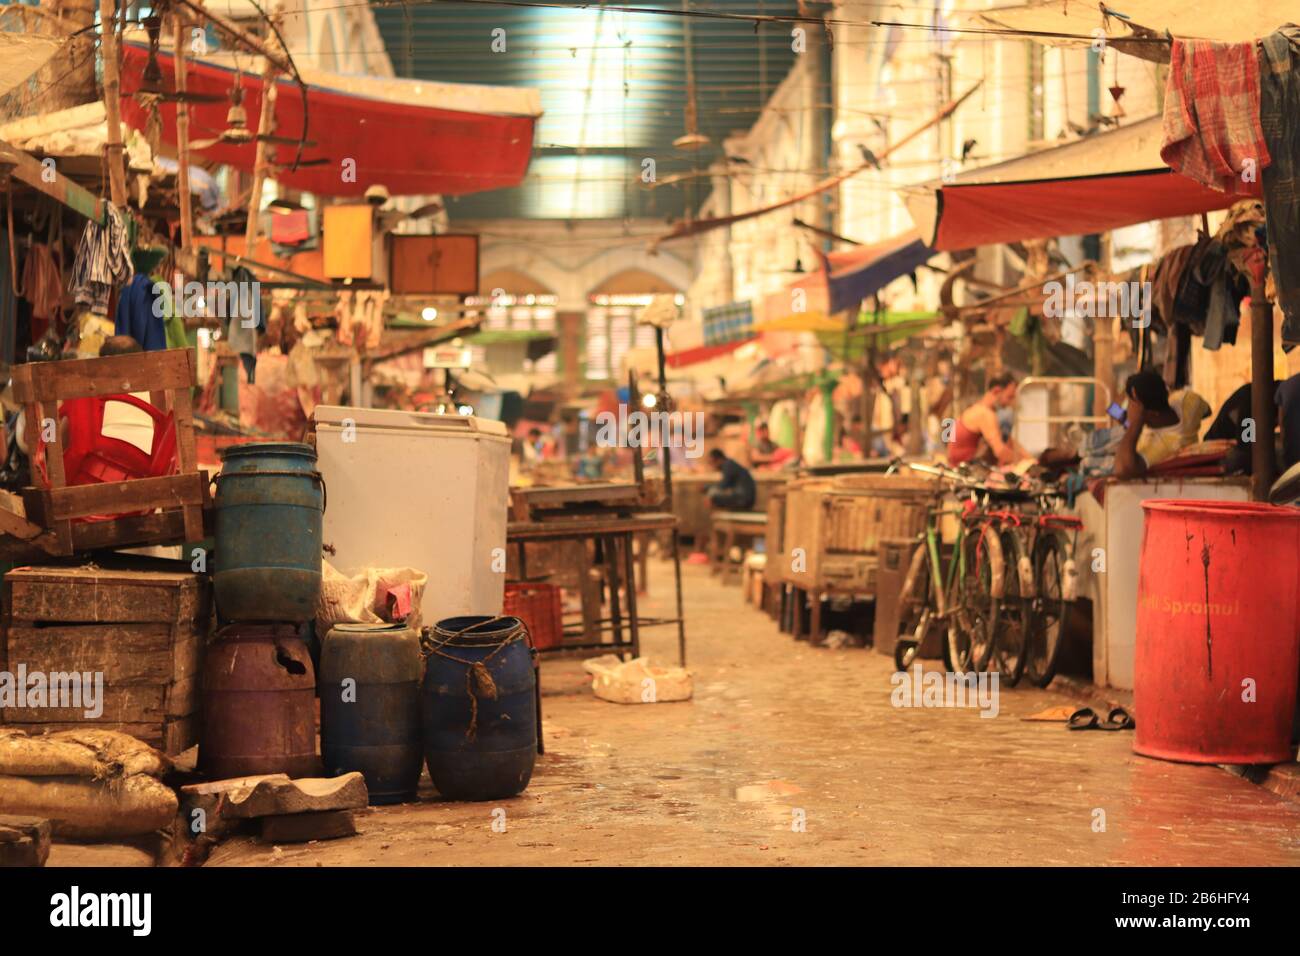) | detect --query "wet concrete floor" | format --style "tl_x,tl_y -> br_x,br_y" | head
210,559 -> 1300,866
